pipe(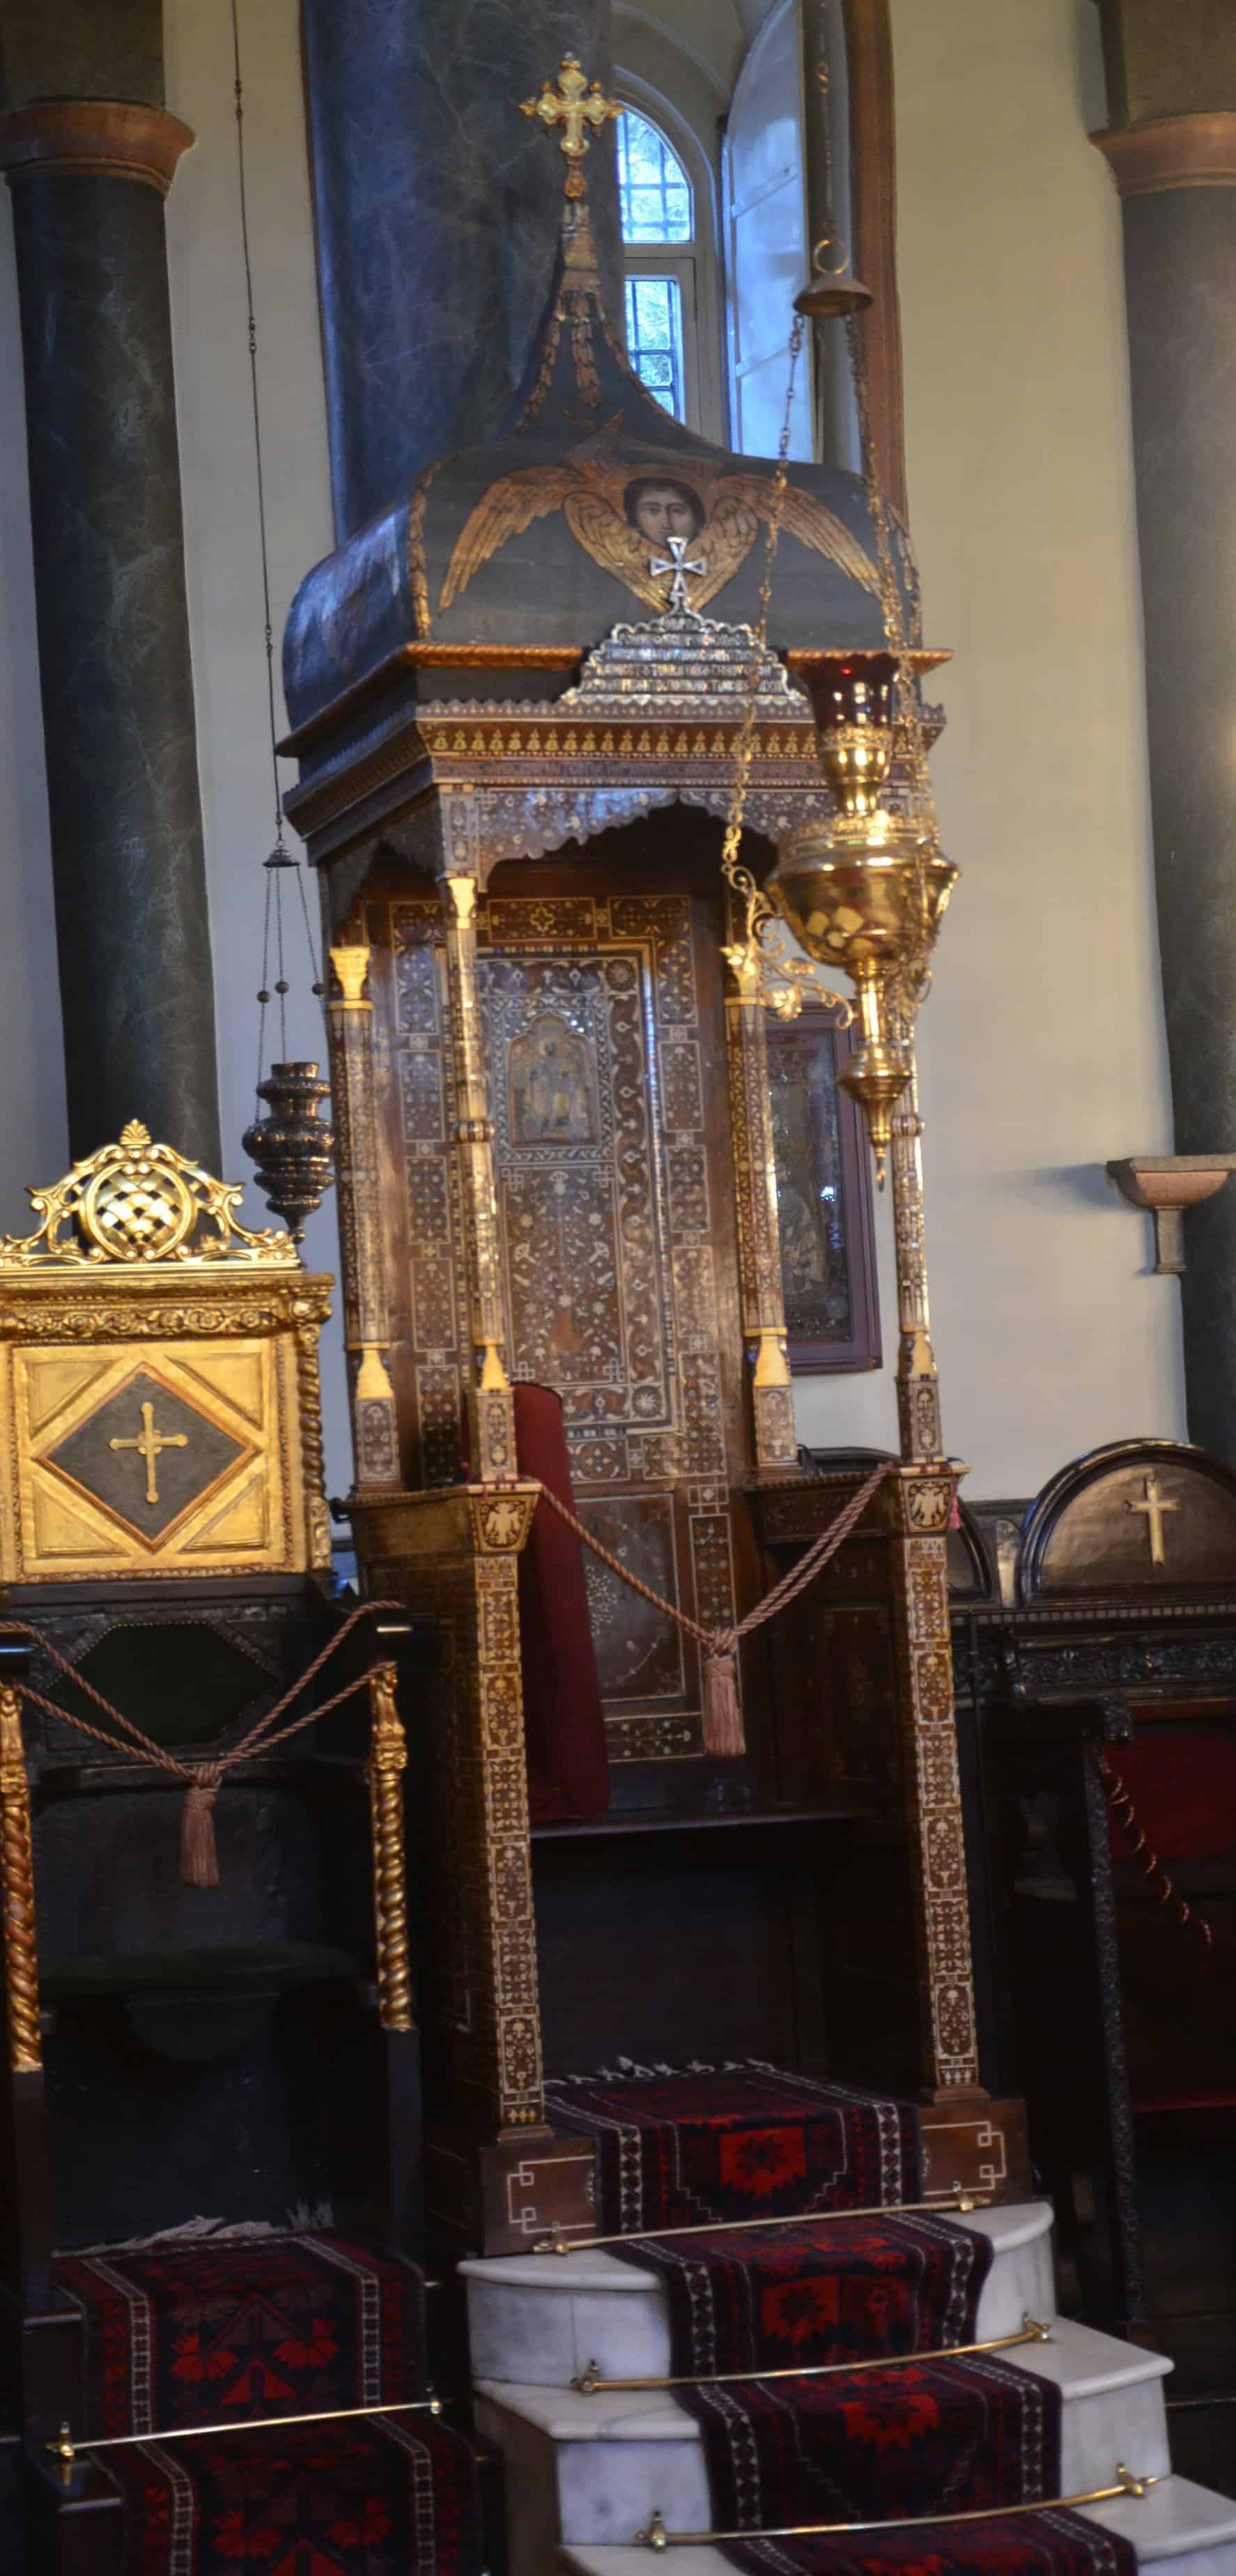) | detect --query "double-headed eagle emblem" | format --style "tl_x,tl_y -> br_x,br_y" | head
440,415 -> 879,616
